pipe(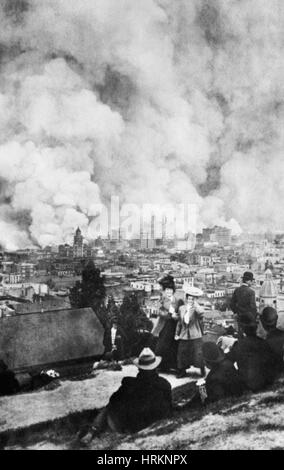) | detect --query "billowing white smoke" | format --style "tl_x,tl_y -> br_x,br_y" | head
0,0 -> 283,248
